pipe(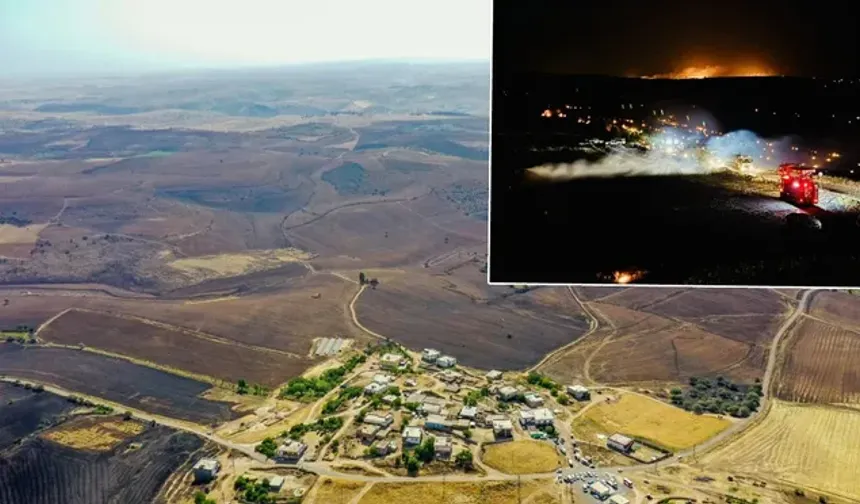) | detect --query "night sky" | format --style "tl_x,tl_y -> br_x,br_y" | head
494,0 -> 858,77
